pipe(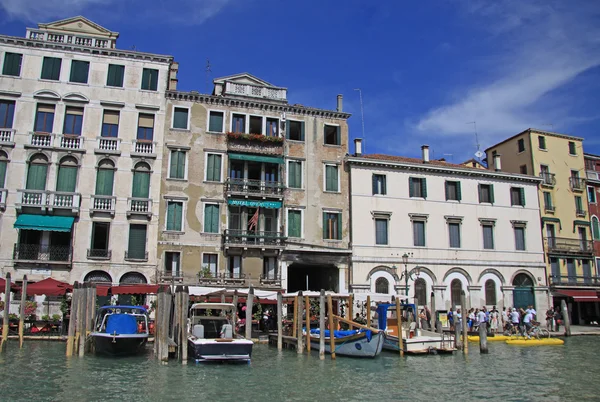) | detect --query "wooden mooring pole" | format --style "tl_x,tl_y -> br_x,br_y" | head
561,299 -> 571,337
454,311 -> 461,350
67,283 -> 79,357
430,291 -> 436,331
86,284 -> 96,353
154,287 -> 161,358
479,321 -> 488,354
296,291 -> 303,354
1,273 -> 11,352
305,294 -> 310,352
232,290 -> 238,338
366,295 -> 371,327
19,275 -> 27,349
181,286 -> 189,364
348,294 -> 353,323
319,289 -> 325,360
78,283 -> 88,357
327,294 -> 335,360
245,286 -> 254,341
396,300 -> 403,357
159,286 -> 172,363
460,291 -> 468,355
276,292 -> 283,351
292,296 -> 298,339
174,286 -> 182,361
